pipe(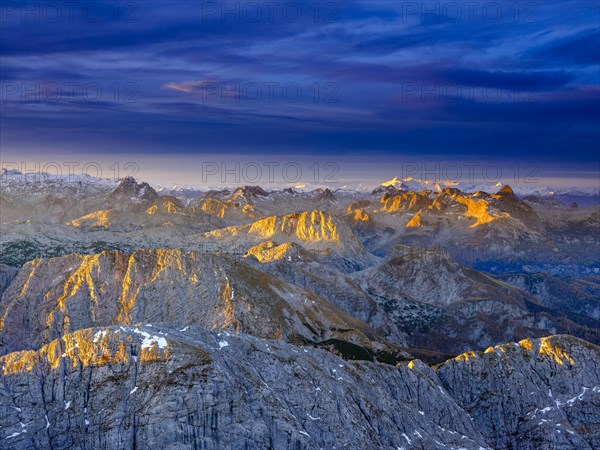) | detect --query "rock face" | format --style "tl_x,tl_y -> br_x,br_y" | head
497,272 -> 600,320
438,335 -> 600,449
243,241 -> 406,345
108,176 -> 159,207
0,250 -> 397,360
0,264 -> 18,298
0,329 -> 598,450
352,246 -> 600,355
